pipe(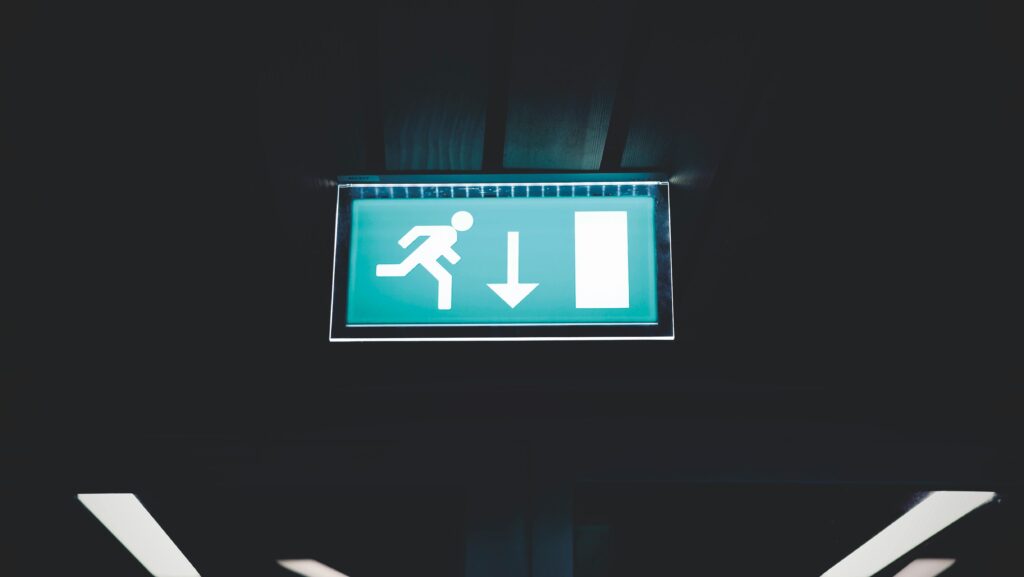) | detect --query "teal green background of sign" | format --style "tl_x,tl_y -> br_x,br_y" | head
346,197 -> 657,325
